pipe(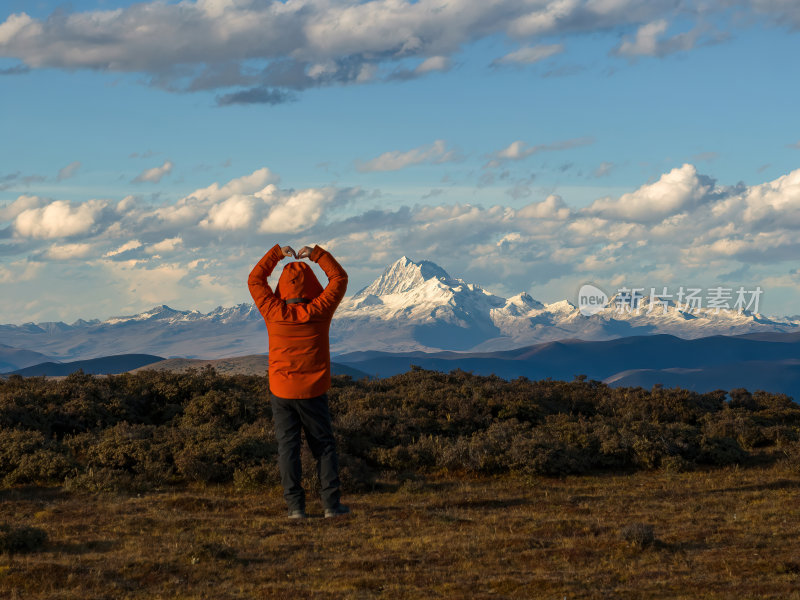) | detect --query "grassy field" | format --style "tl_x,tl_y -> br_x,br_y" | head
3,369 -> 800,597
2,463 -> 799,599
